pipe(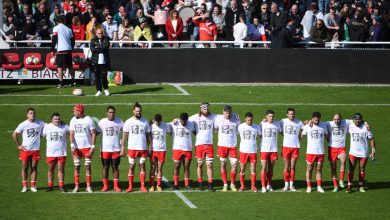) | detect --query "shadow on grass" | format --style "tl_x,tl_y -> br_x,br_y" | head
114,87 -> 164,95
0,86 -> 52,94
